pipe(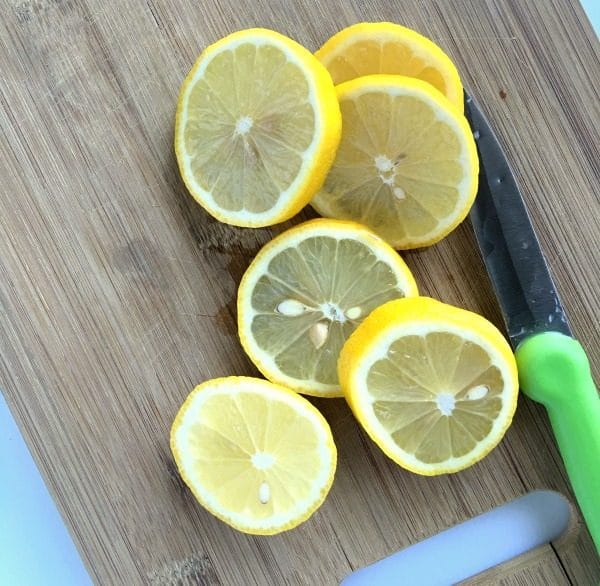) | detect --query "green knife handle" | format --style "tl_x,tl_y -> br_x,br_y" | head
515,331 -> 600,553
